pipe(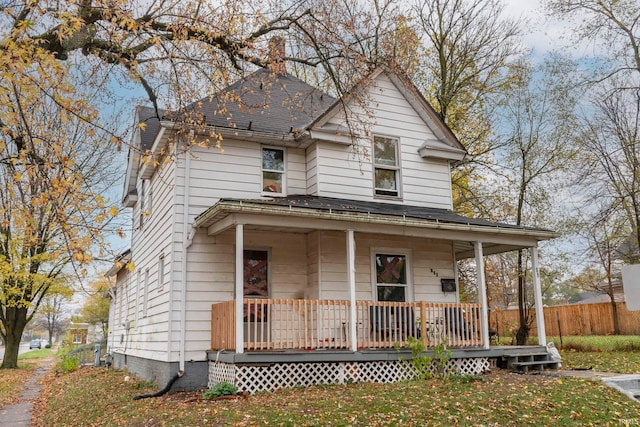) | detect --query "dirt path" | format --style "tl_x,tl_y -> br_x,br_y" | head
0,359 -> 54,426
